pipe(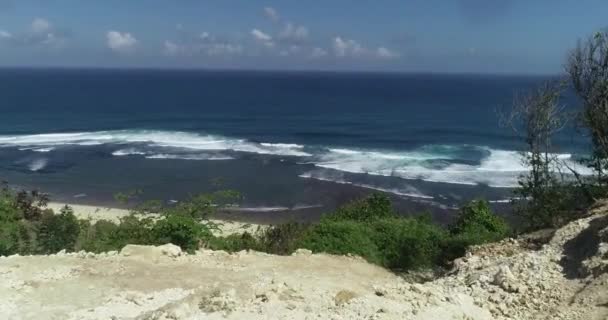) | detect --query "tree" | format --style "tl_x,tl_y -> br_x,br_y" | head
567,31 -> 608,193
501,81 -> 570,228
